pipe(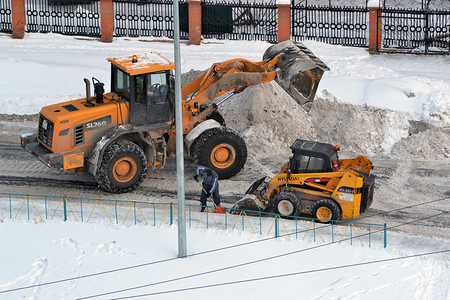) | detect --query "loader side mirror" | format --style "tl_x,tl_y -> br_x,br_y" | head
170,76 -> 175,89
